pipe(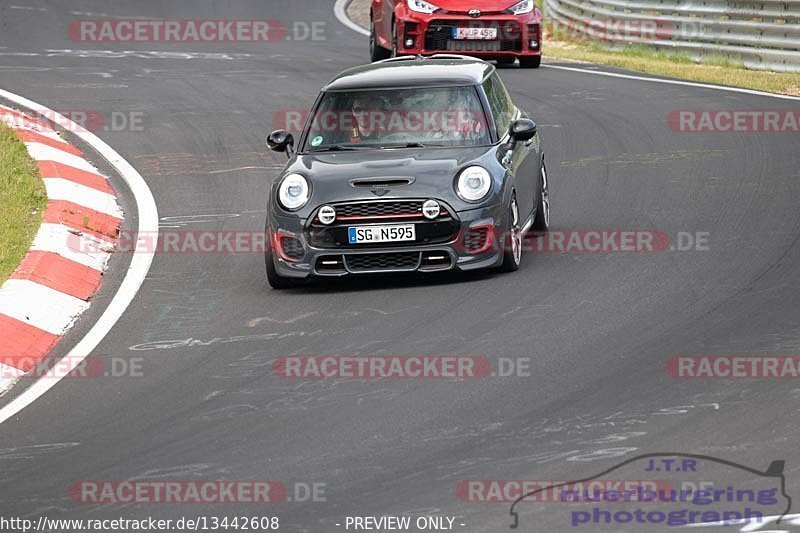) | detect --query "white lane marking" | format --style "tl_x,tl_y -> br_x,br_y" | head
24,142 -> 98,173
0,364 -> 24,398
43,178 -> 123,218
0,280 -> 90,336
0,363 -> 22,396
30,223 -> 112,271
206,166 -> 274,174
0,377 -> 20,396
0,50 -> 255,60
0,88 -> 158,423
334,2 -> 800,102
542,65 -> 800,102
0,364 -> 25,379
334,0 -> 369,36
